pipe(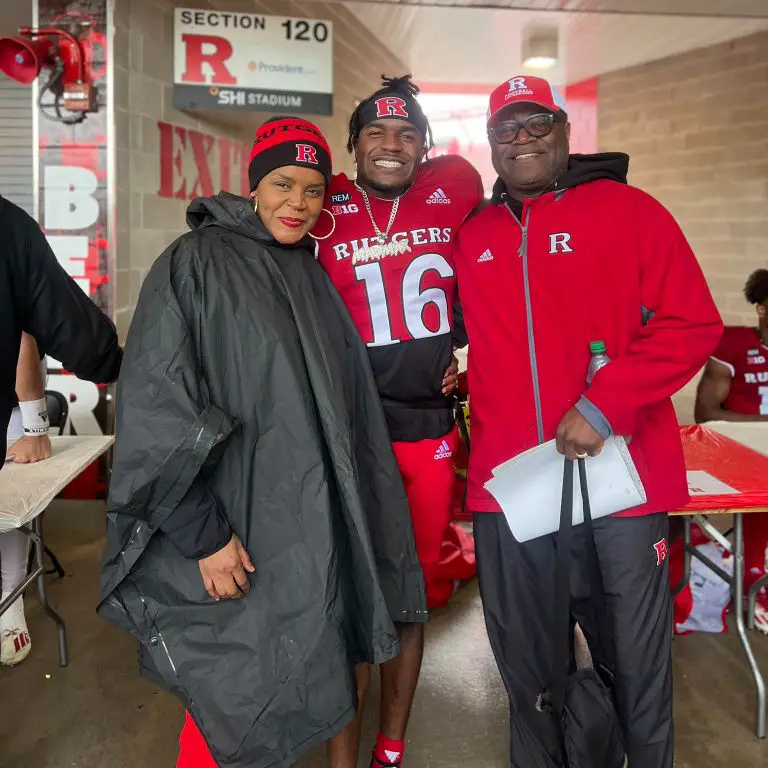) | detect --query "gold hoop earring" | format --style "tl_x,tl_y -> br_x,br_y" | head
252,198 -> 258,213
309,208 -> 337,241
